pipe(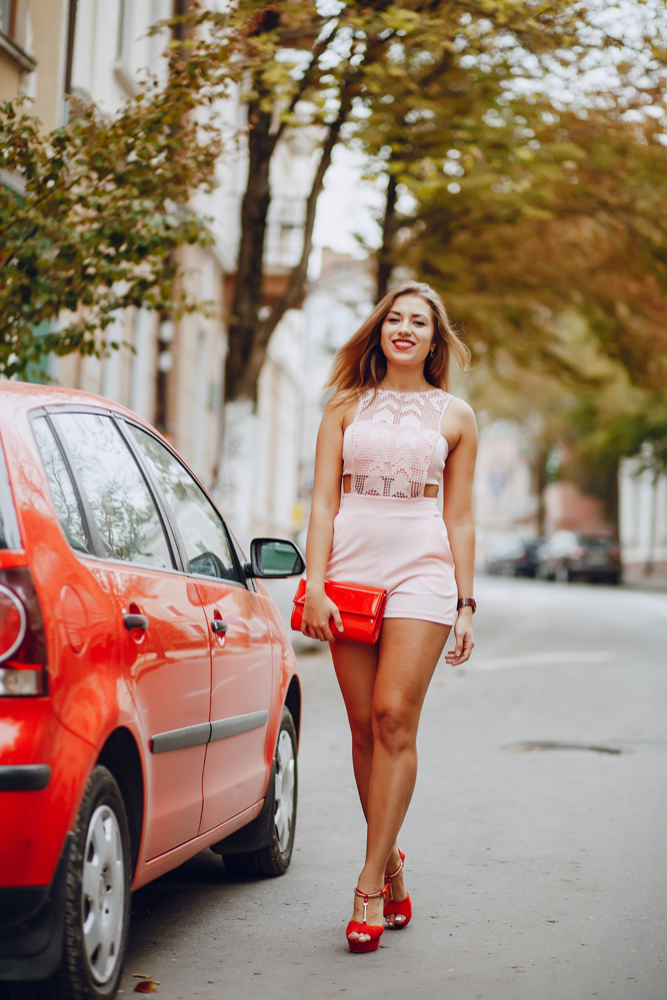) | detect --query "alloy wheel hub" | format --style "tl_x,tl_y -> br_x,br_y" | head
81,804 -> 125,984
273,730 -> 295,853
